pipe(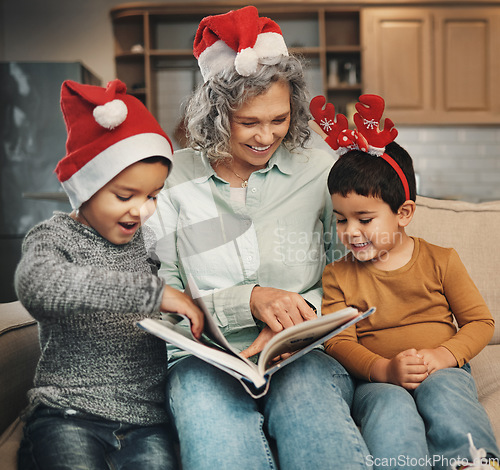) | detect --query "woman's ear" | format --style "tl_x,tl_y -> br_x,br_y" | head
397,200 -> 416,228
